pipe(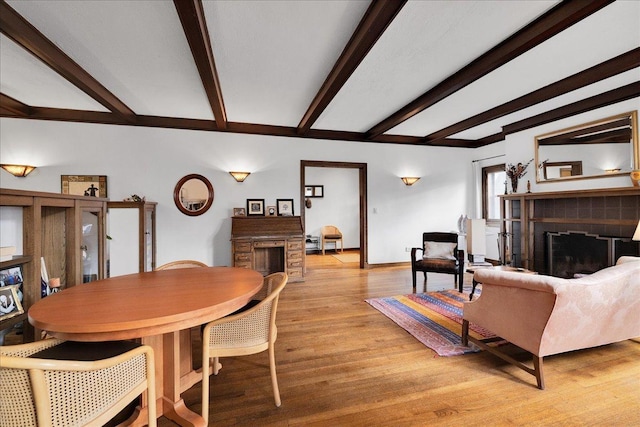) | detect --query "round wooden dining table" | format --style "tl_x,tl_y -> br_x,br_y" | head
29,266 -> 264,427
